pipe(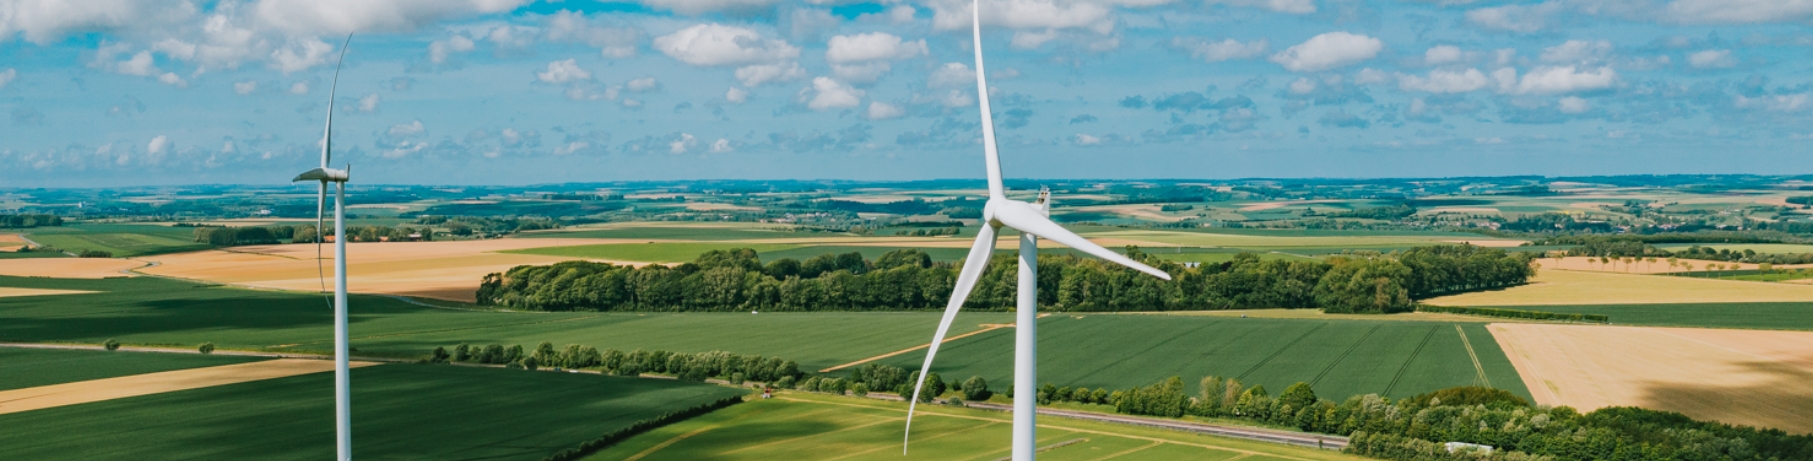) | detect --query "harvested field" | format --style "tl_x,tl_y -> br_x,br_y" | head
1531,256 -> 1806,274
1090,230 -> 1522,249
1491,324 -> 1813,434
0,258 -> 145,278
137,238 -> 629,302
0,288 -> 95,298
0,233 -> 22,249
1442,239 -> 1525,247
0,359 -> 378,415
1423,269 -> 1813,306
